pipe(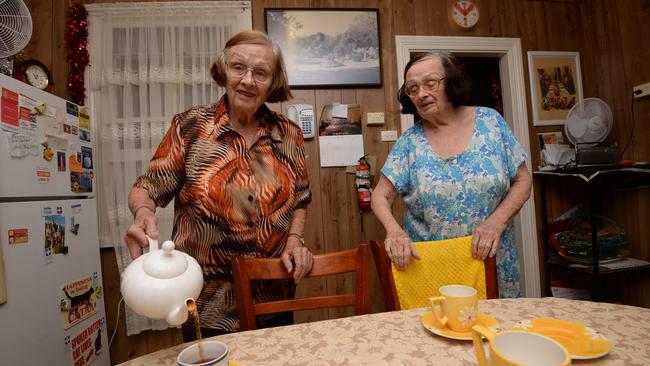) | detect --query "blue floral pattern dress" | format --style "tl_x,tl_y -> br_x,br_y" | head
381,107 -> 527,298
